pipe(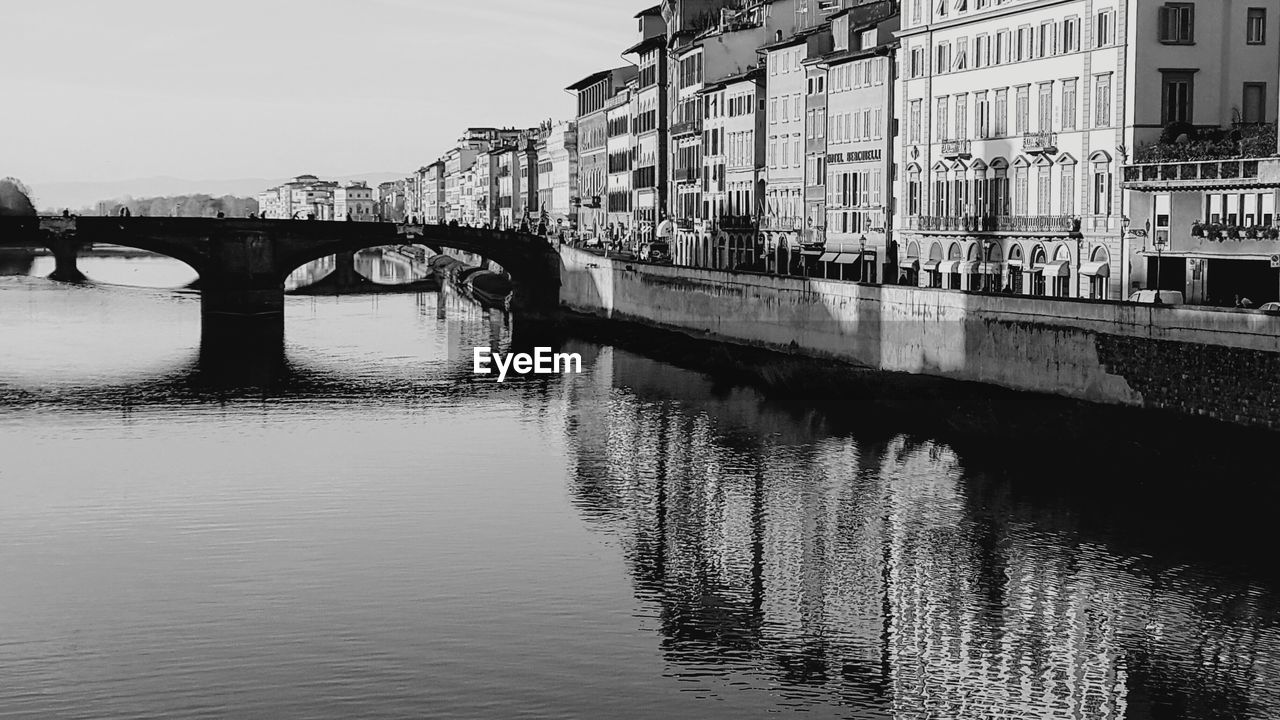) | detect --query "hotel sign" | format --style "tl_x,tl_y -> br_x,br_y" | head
826,149 -> 882,164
